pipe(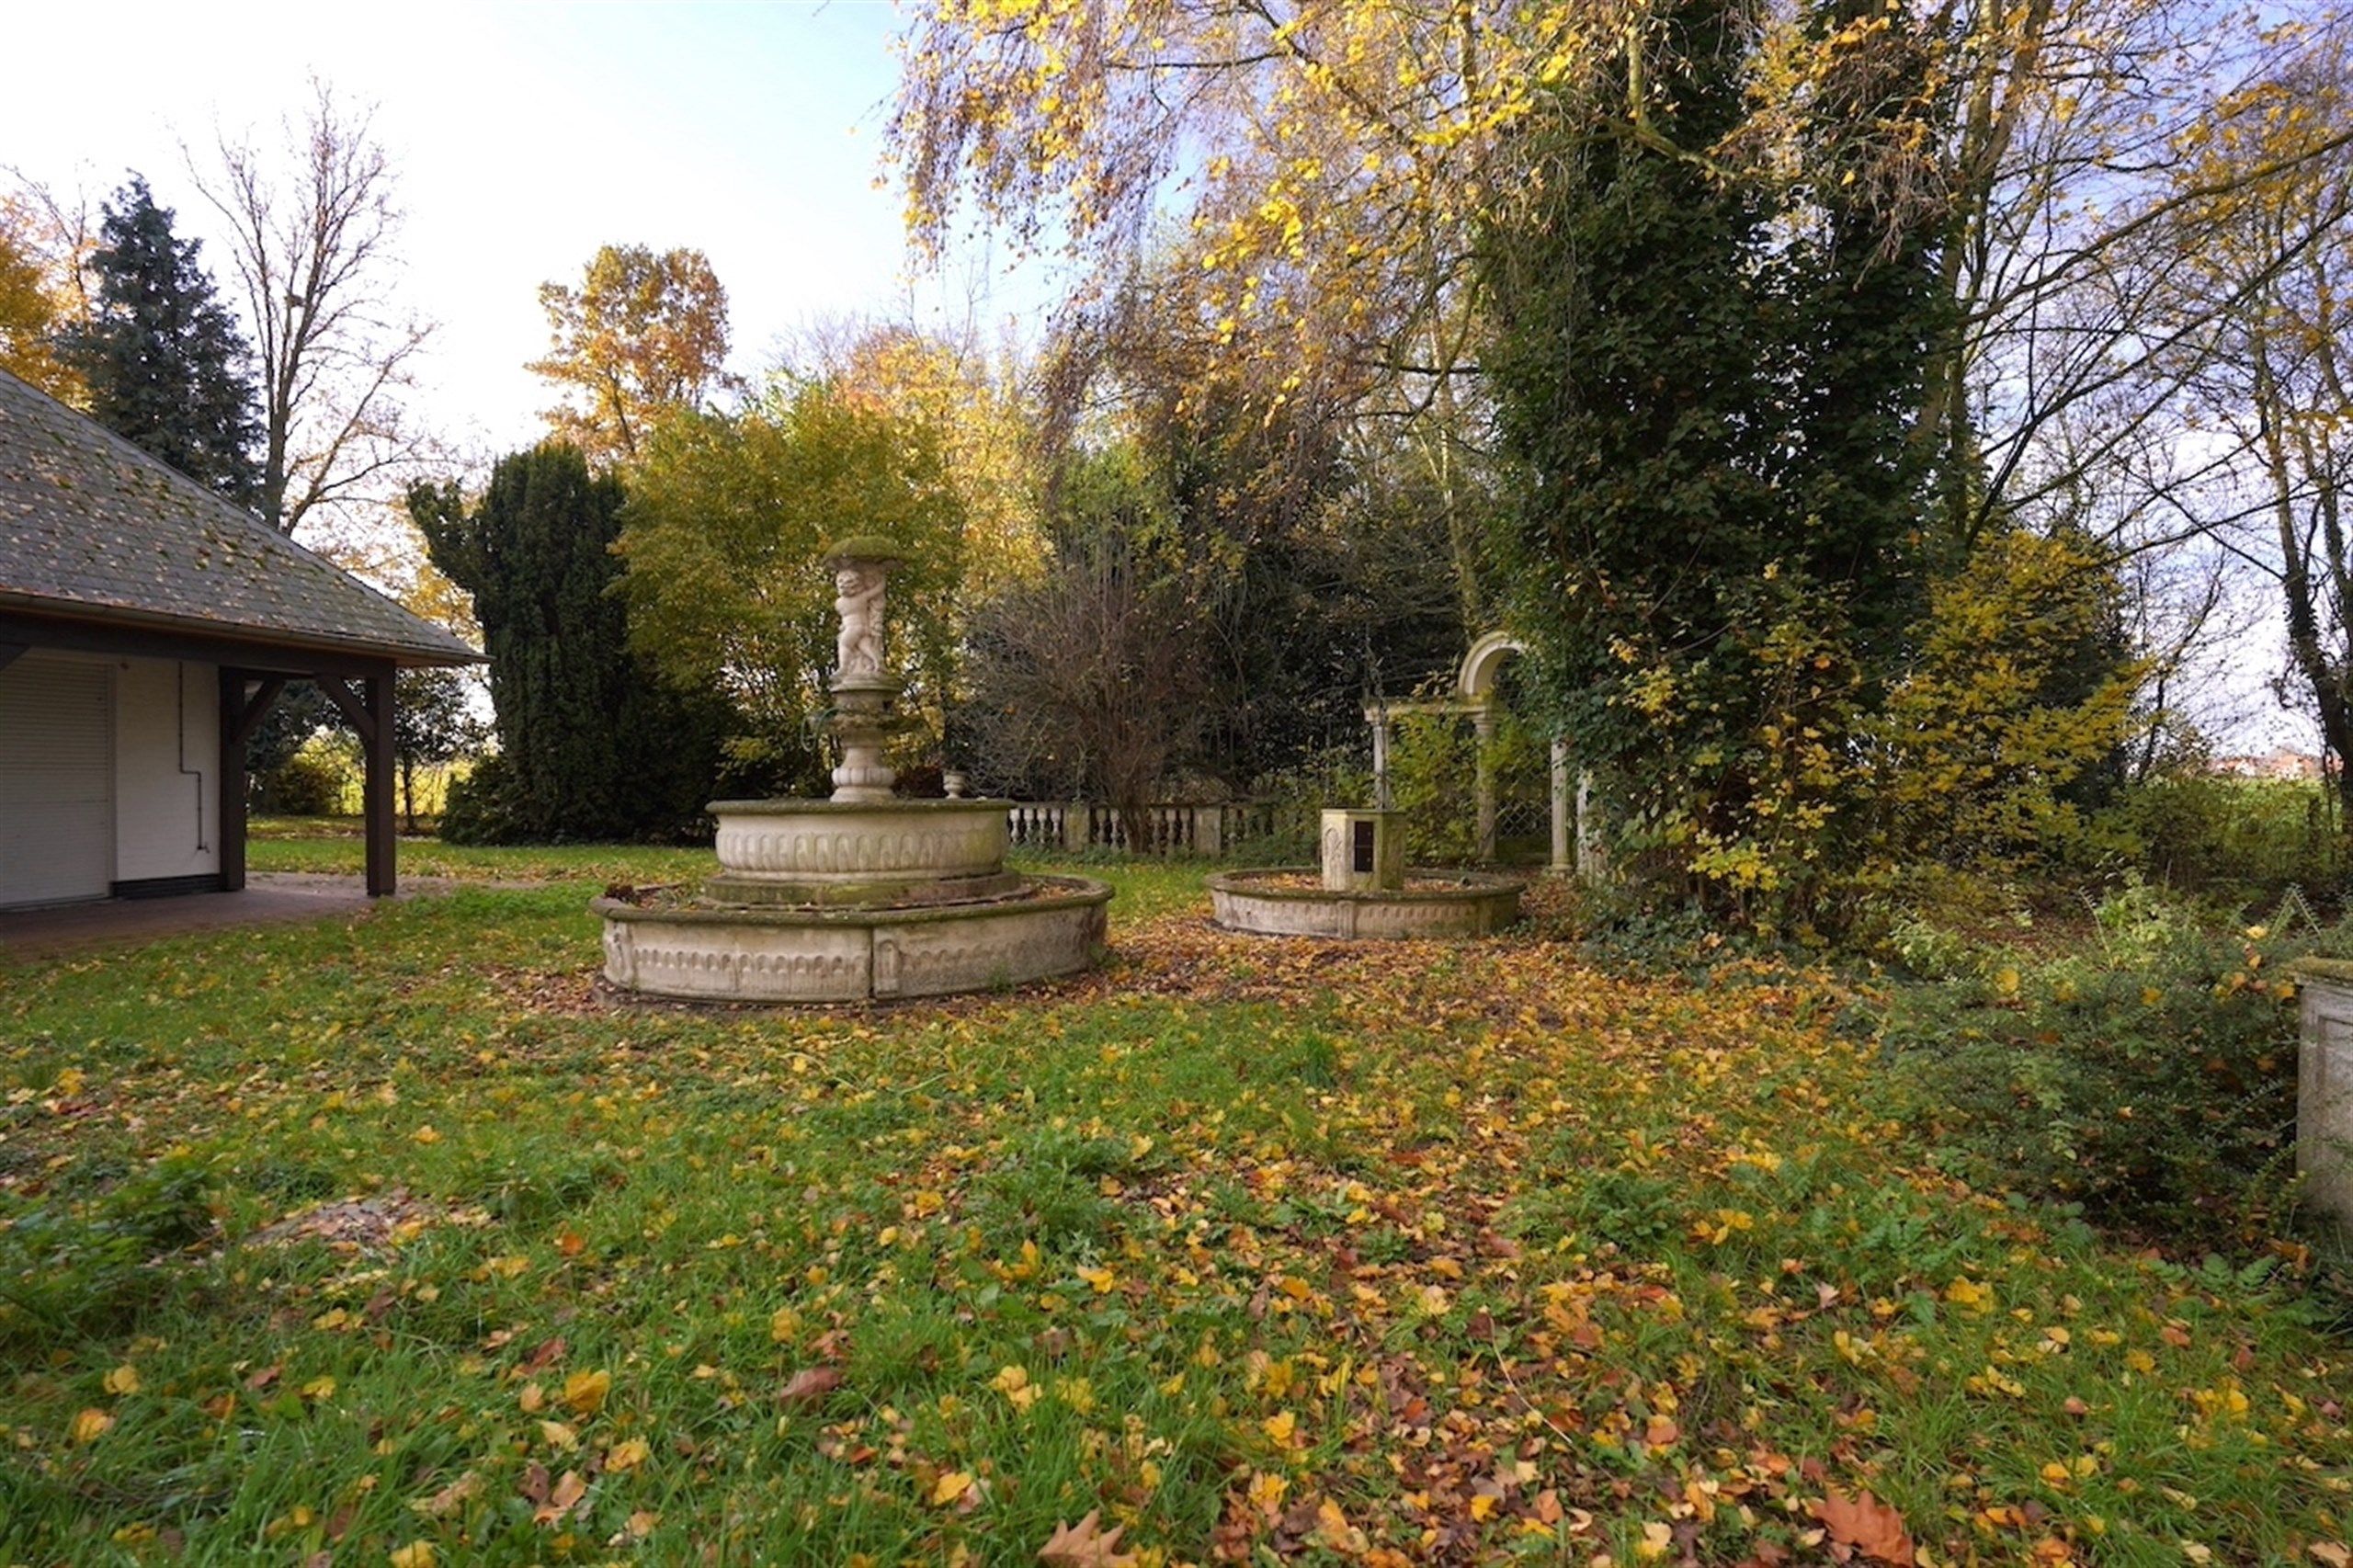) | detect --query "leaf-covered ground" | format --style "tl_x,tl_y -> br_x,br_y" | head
3,848 -> 2350,1565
